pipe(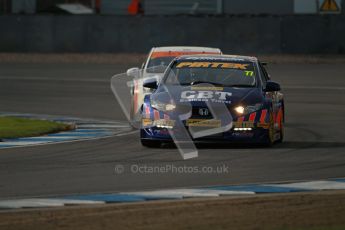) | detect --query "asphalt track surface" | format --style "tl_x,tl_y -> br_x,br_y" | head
0,62 -> 345,199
